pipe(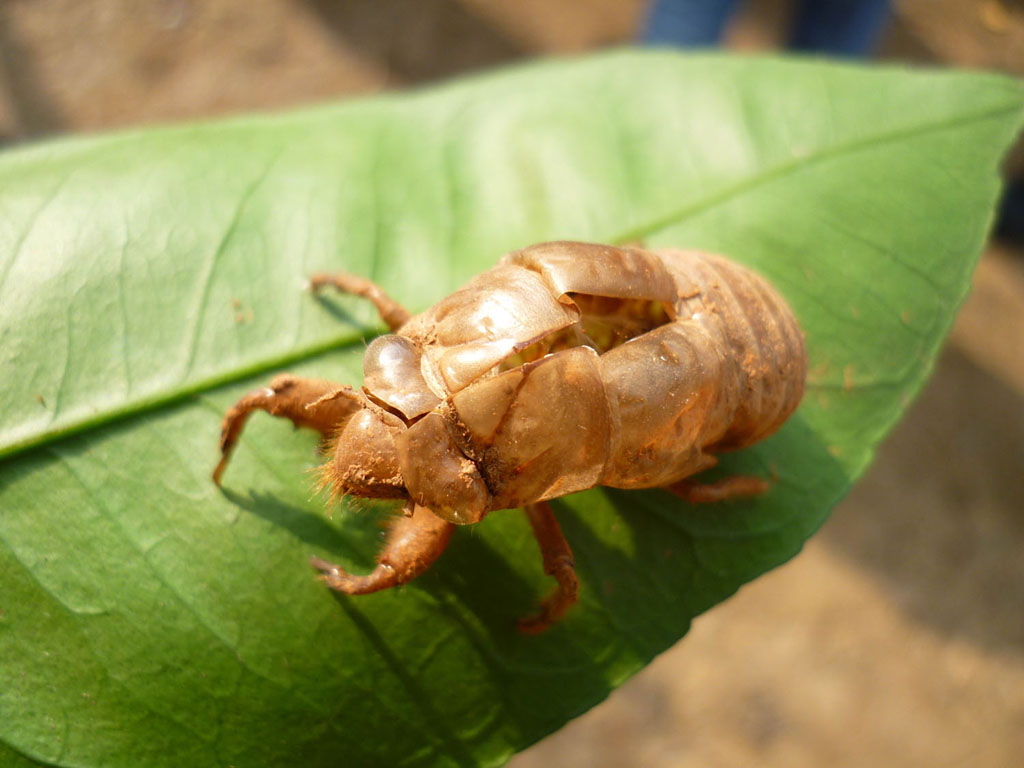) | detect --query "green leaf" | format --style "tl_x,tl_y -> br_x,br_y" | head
1,51 -> 1021,767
